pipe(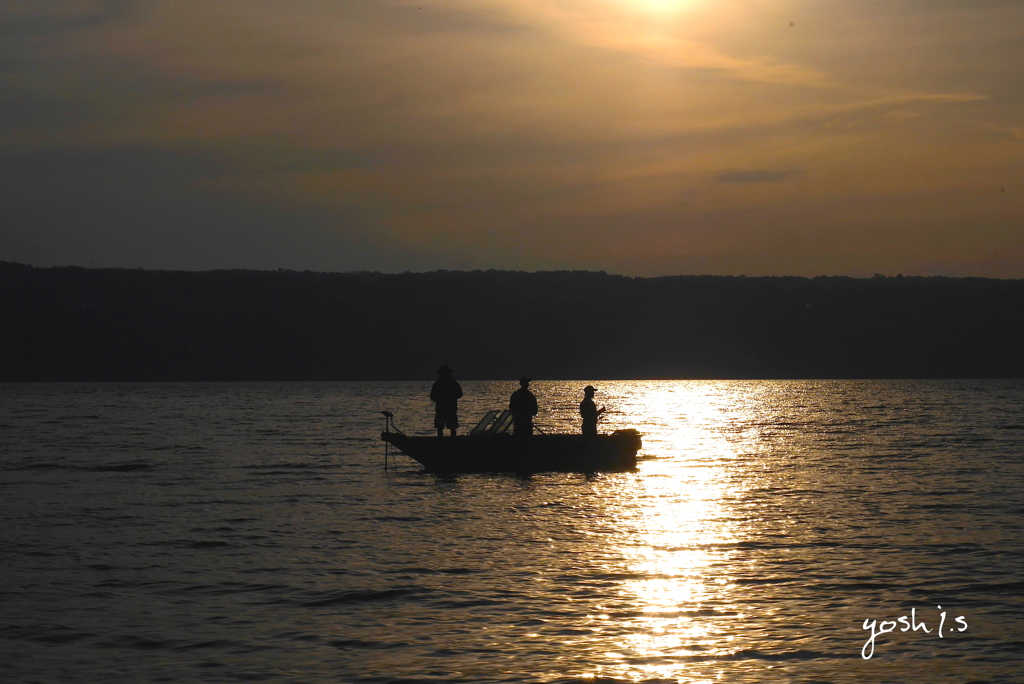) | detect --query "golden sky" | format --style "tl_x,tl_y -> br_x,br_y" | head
2,0 -> 1023,276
